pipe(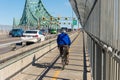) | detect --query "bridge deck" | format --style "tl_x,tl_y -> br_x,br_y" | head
11,32 -> 91,80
